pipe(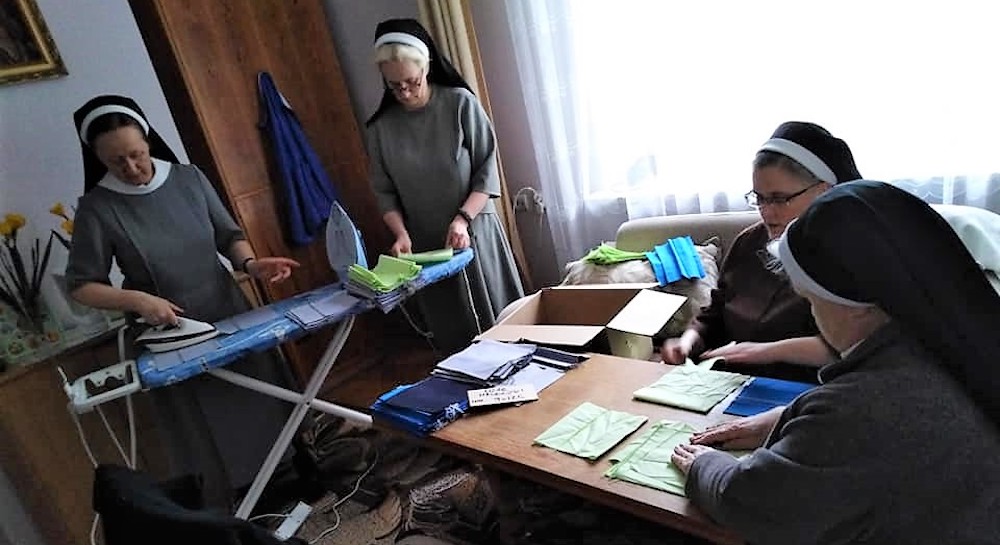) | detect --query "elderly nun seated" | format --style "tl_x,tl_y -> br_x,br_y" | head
671,181 -> 1000,545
